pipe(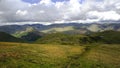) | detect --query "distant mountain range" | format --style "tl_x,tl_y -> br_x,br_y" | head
0,23 -> 120,35
0,25 -> 120,44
